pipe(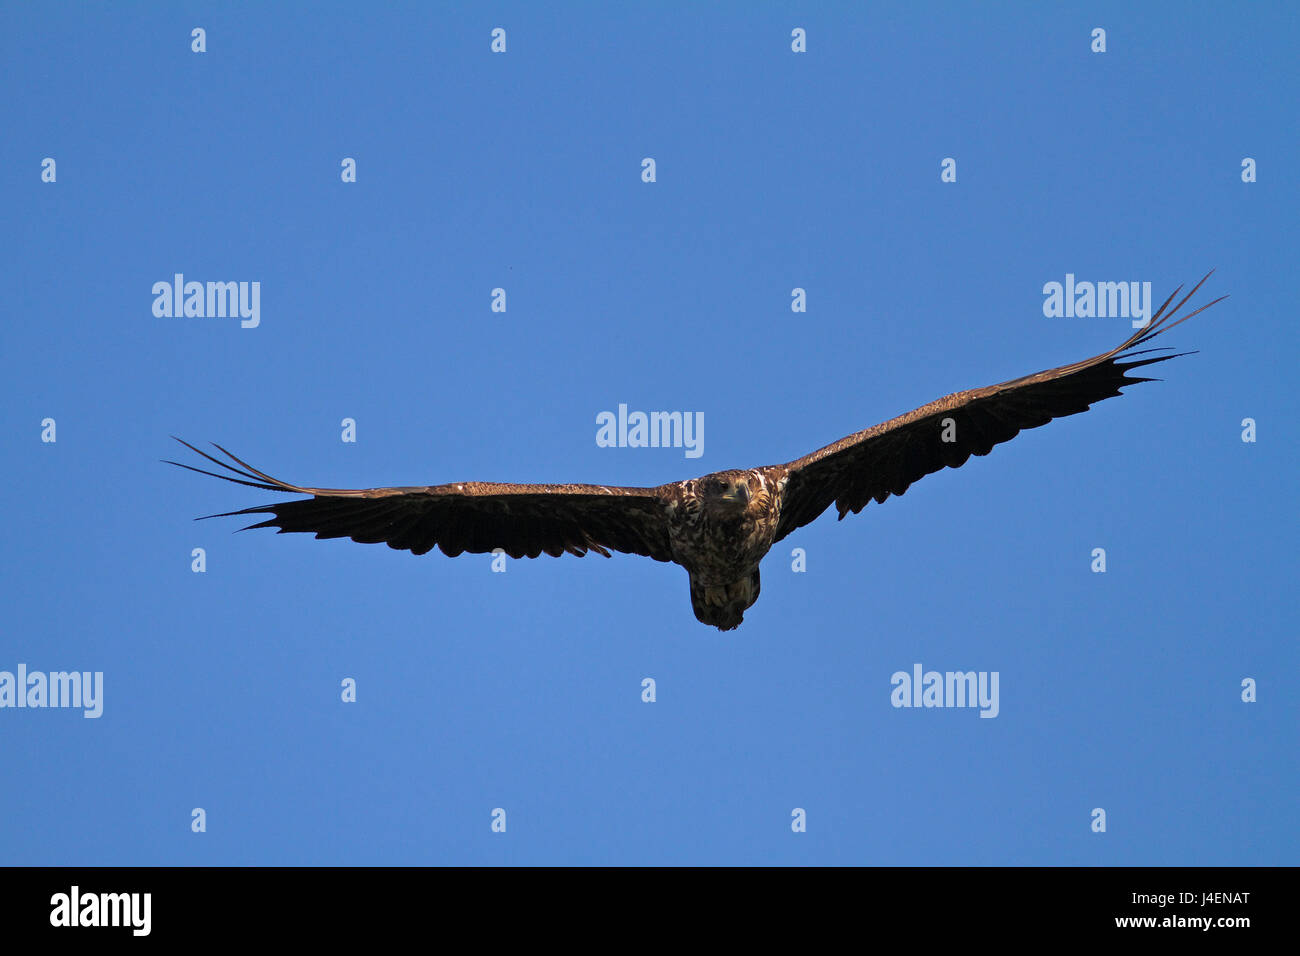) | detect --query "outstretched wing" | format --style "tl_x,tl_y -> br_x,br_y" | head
773,273 -> 1225,542
168,440 -> 675,561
